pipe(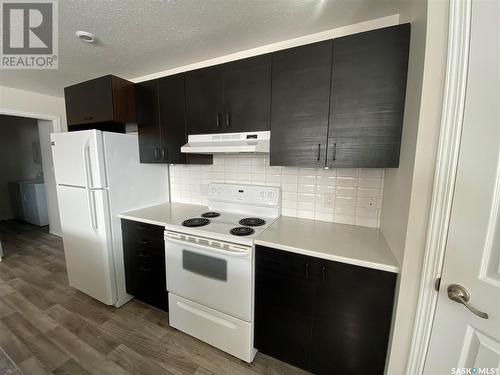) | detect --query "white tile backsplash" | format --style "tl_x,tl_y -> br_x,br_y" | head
169,154 -> 385,228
